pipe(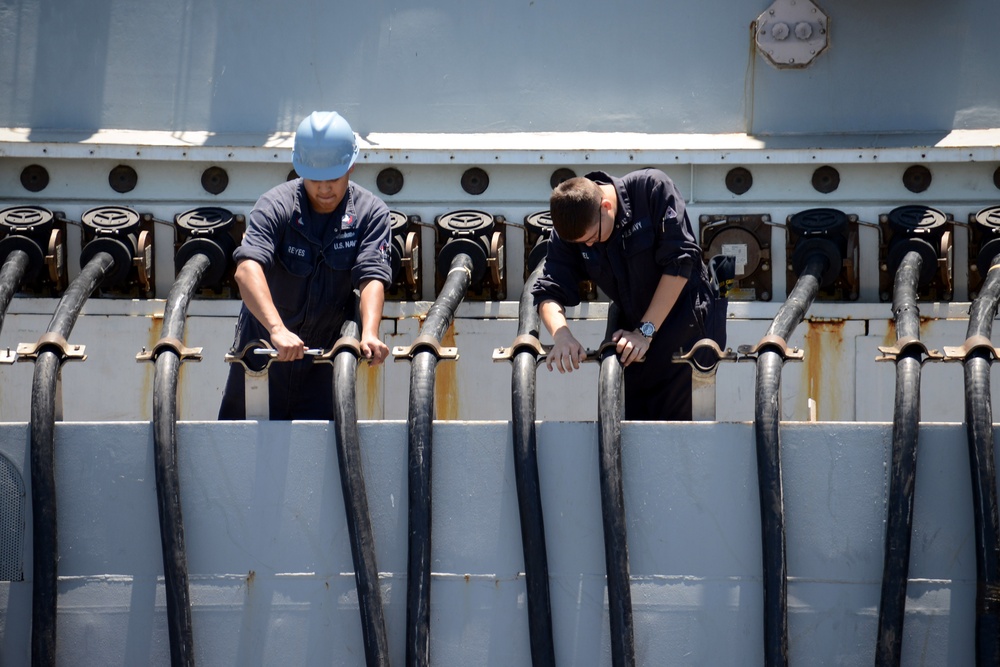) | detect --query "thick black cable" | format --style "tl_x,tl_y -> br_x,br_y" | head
511,262 -> 555,666
153,254 -> 210,667
405,253 -> 473,667
332,315 -> 390,667
755,253 -> 826,667
962,260 -> 1000,666
31,252 -> 115,667
876,250 -> 924,667
0,249 -> 30,337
